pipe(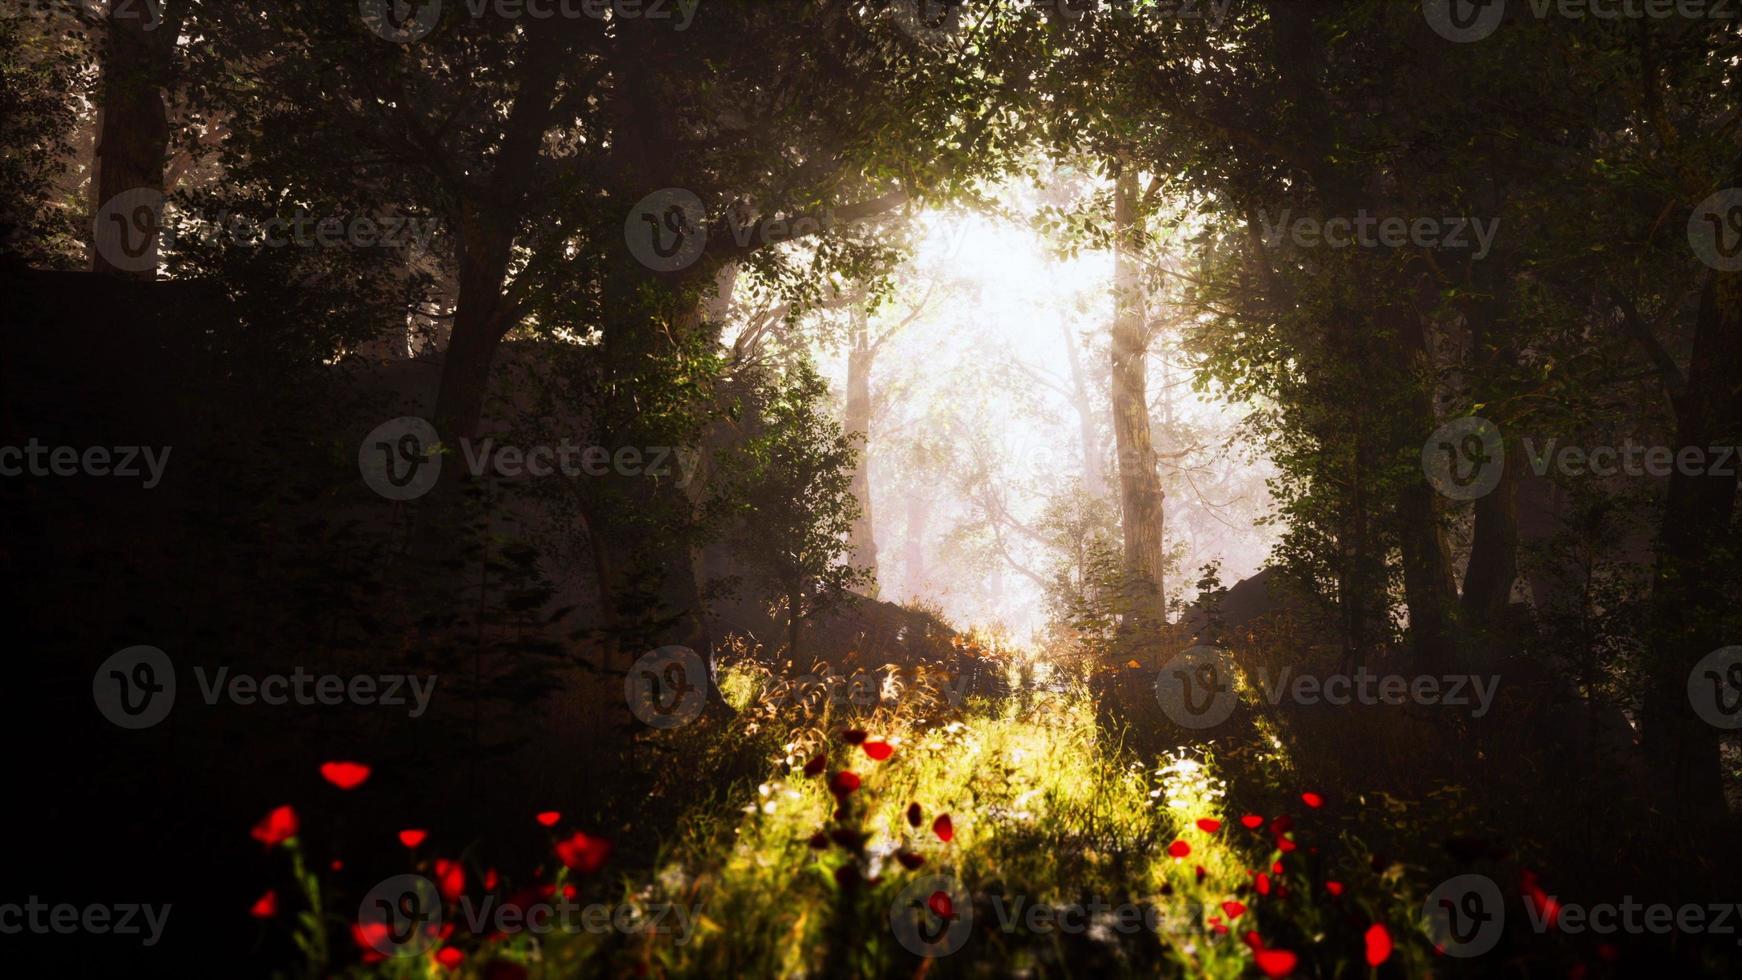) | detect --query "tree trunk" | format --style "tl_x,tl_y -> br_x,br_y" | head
844,312 -> 879,583
1061,317 -> 1108,498
90,6 -> 175,280
1640,264 -> 1742,825
1109,166 -> 1168,640
904,491 -> 931,601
